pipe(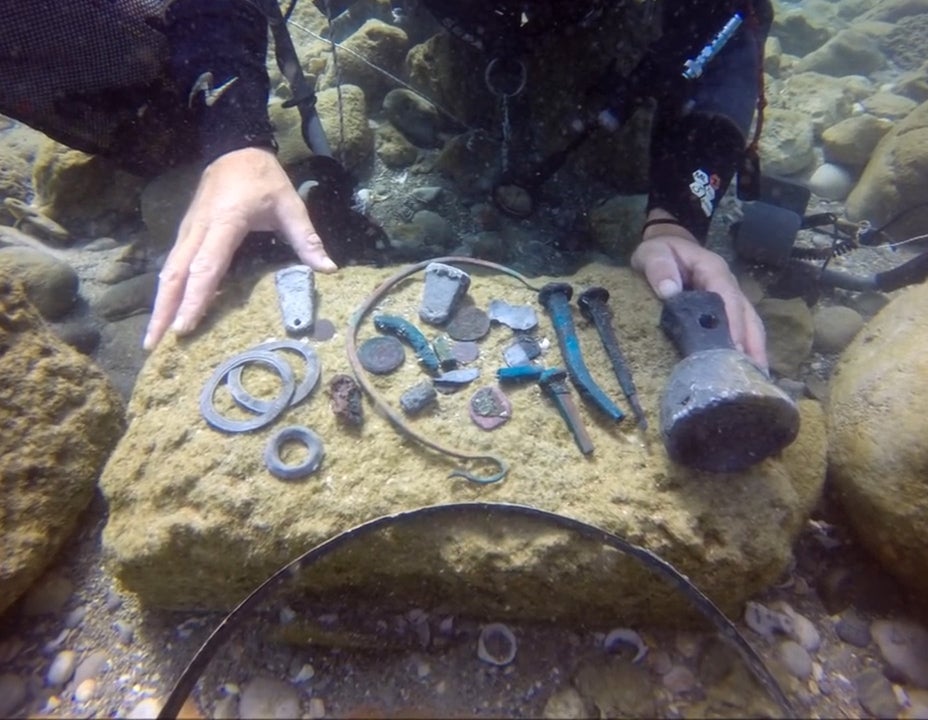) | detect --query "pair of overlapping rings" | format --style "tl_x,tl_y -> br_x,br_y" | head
199,339 -> 322,433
